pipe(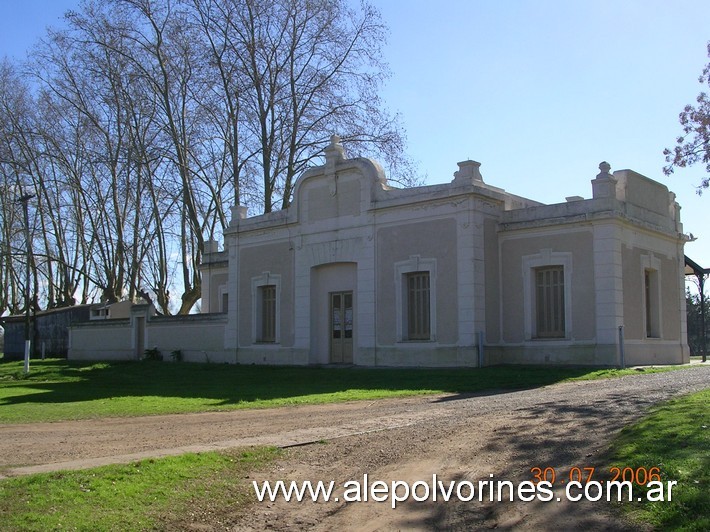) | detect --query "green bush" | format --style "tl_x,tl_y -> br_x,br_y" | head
143,347 -> 162,361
